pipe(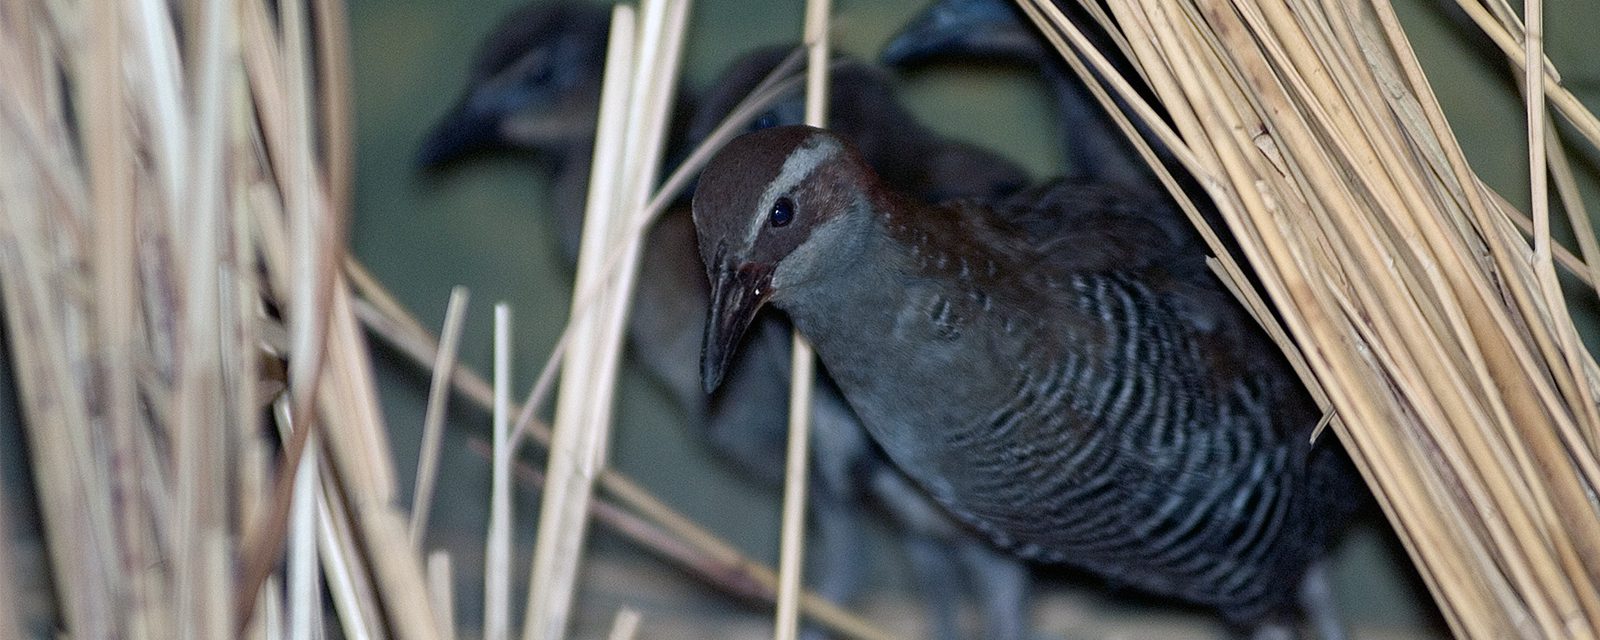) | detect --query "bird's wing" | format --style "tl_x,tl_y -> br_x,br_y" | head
977,179 -> 1313,420
980,177 -> 1205,275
